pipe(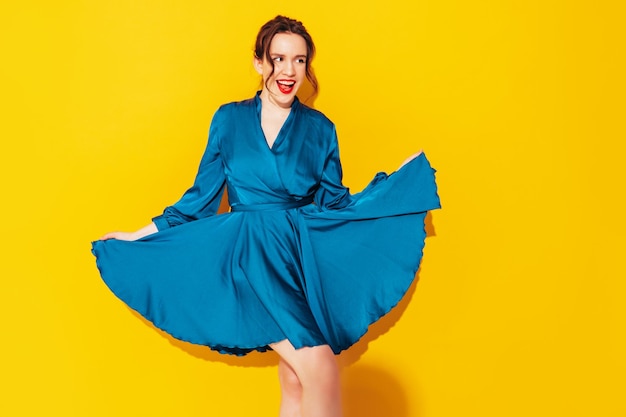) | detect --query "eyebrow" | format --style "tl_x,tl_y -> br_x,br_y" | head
270,53 -> 308,59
